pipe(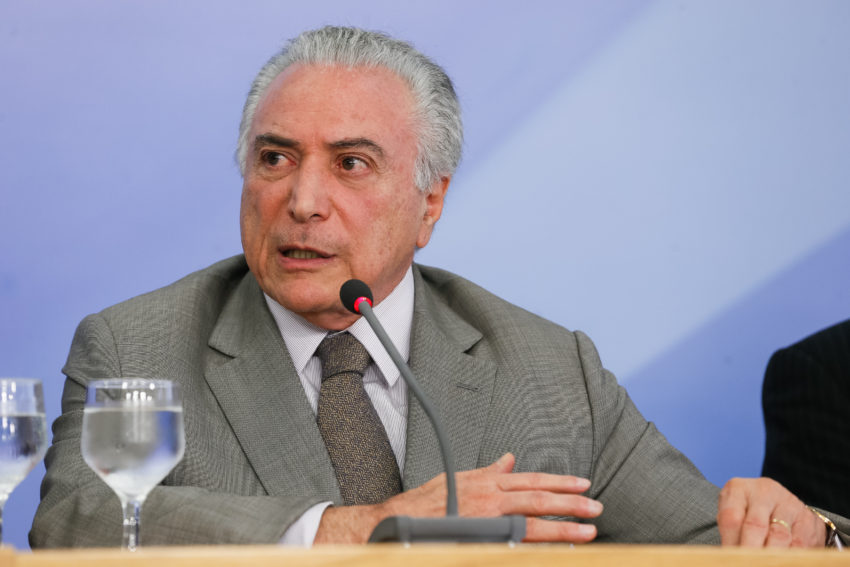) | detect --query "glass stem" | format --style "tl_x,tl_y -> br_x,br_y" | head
121,498 -> 142,551
0,496 -> 7,545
